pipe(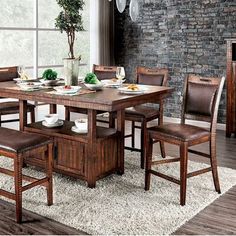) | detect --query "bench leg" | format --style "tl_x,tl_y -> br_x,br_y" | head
46,143 -> 53,206
14,154 -> 23,223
